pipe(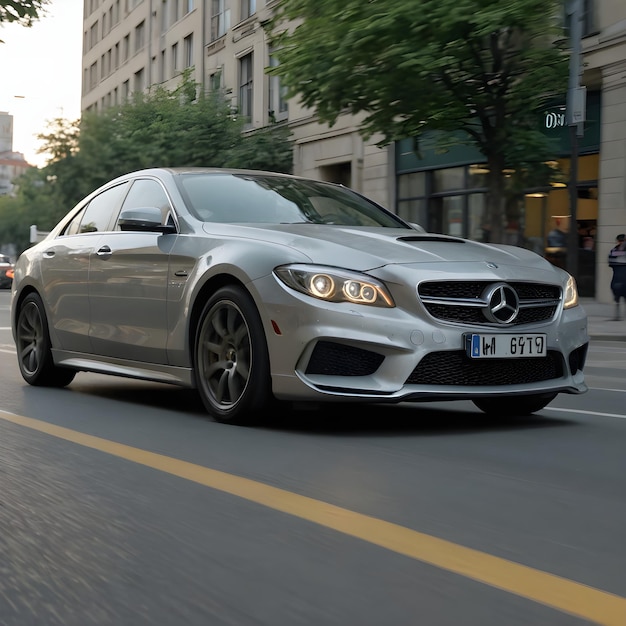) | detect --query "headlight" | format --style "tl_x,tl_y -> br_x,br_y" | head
274,264 -> 395,307
563,274 -> 579,309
